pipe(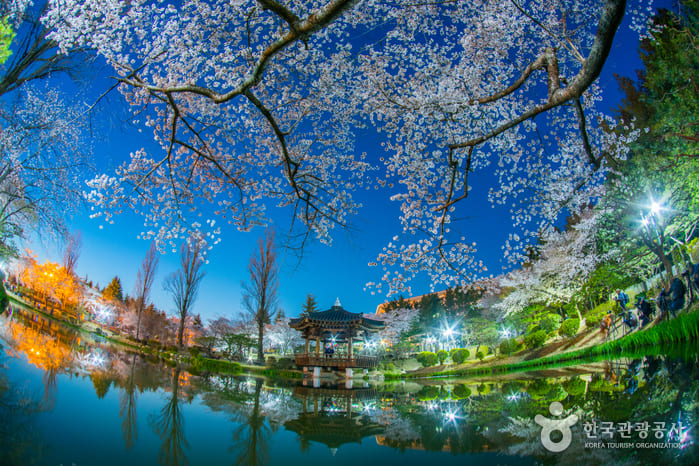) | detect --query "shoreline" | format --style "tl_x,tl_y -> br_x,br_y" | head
6,290 -> 698,382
